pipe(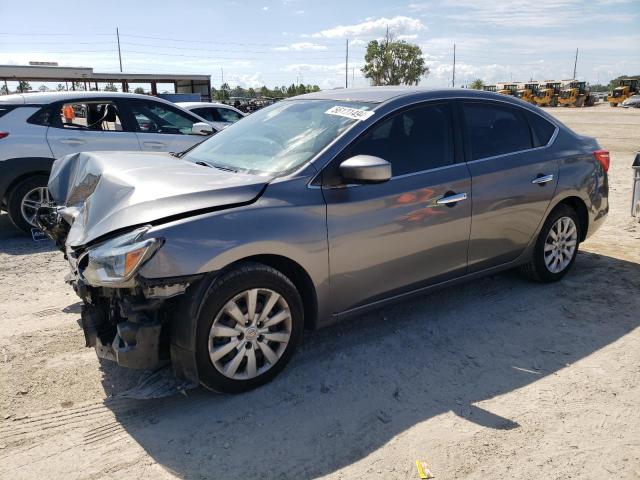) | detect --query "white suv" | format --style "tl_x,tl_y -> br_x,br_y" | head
0,91 -> 213,233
